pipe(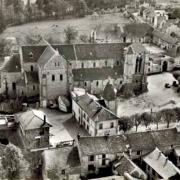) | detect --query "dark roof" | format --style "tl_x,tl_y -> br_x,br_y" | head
21,45 -> 46,63
129,43 -> 147,54
78,127 -> 180,156
114,155 -> 147,179
21,43 -> 131,63
124,23 -> 153,37
25,71 -> 39,84
76,94 -> 119,122
103,82 -> 117,101
53,44 -> 76,60
74,43 -> 130,61
72,66 -> 123,81
152,30 -> 178,44
2,54 -> 21,73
